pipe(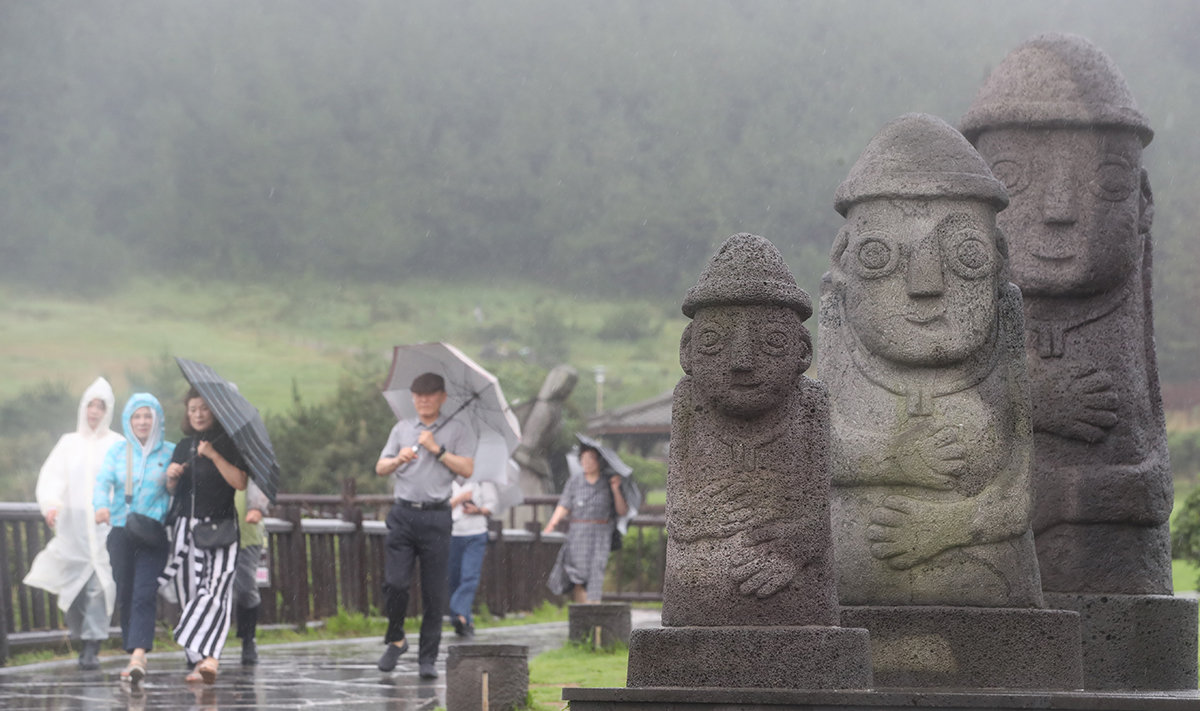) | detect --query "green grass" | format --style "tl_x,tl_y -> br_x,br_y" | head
0,277 -> 685,417
527,641 -> 629,711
